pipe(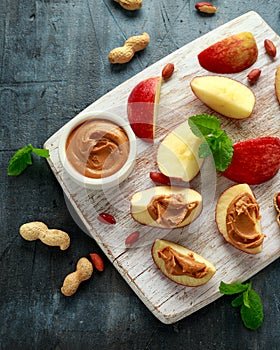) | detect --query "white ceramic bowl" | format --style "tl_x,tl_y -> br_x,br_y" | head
58,111 -> 137,190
